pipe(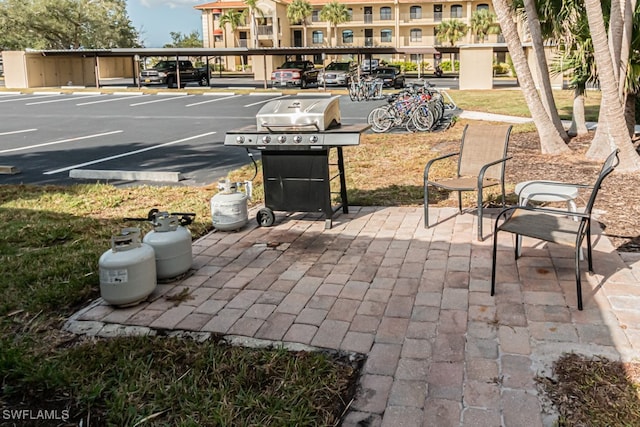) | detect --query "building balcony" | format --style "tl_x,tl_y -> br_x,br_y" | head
238,39 -> 248,47
257,25 -> 273,36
